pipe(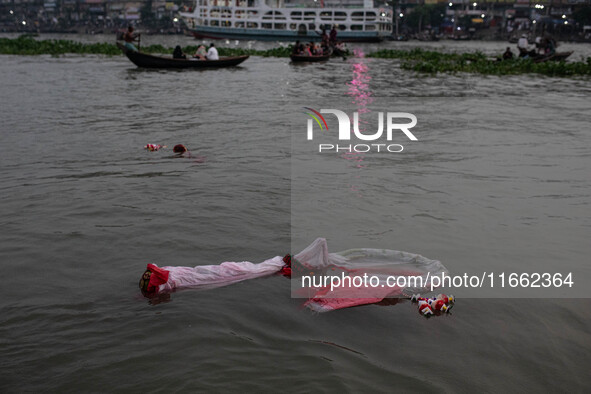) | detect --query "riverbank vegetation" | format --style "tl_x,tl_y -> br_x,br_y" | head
2,35 -> 590,77
0,35 -> 291,57
368,48 -> 591,76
